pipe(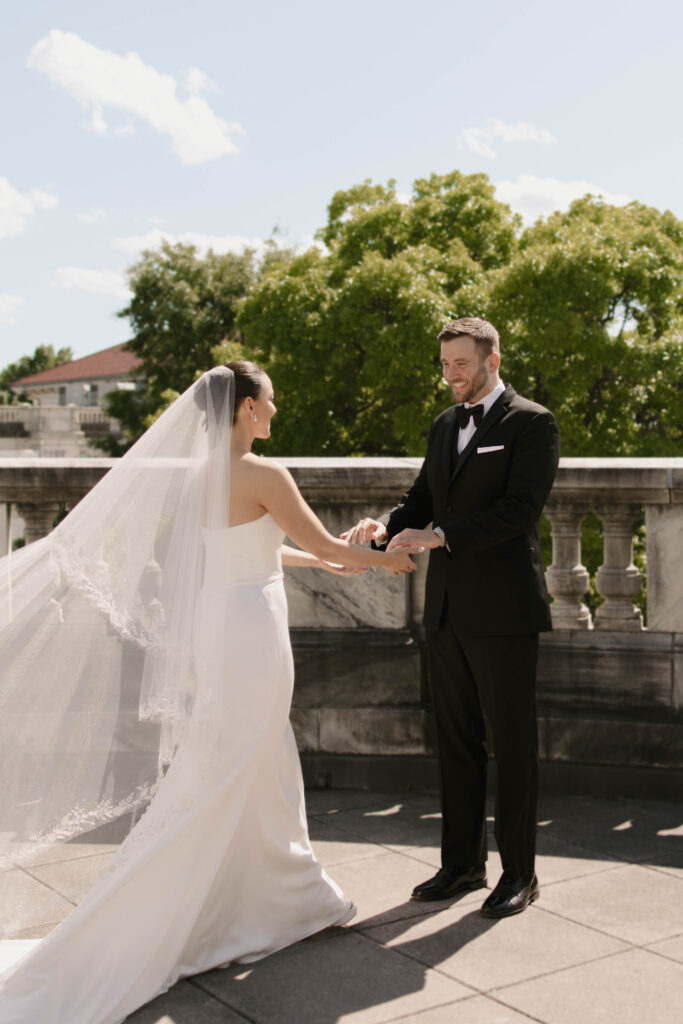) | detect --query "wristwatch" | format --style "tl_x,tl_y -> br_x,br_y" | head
432,526 -> 446,546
